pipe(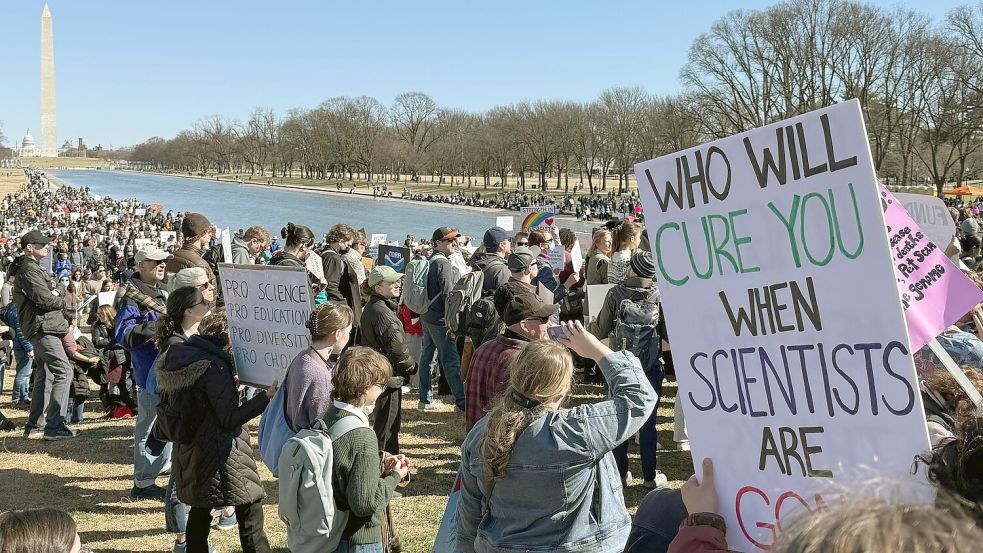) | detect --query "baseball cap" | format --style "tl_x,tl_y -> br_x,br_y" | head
503,292 -> 559,326
507,247 -> 538,272
182,212 -> 213,238
483,227 -> 510,250
368,265 -> 405,287
135,245 -> 173,263
20,230 -> 53,248
432,226 -> 461,242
